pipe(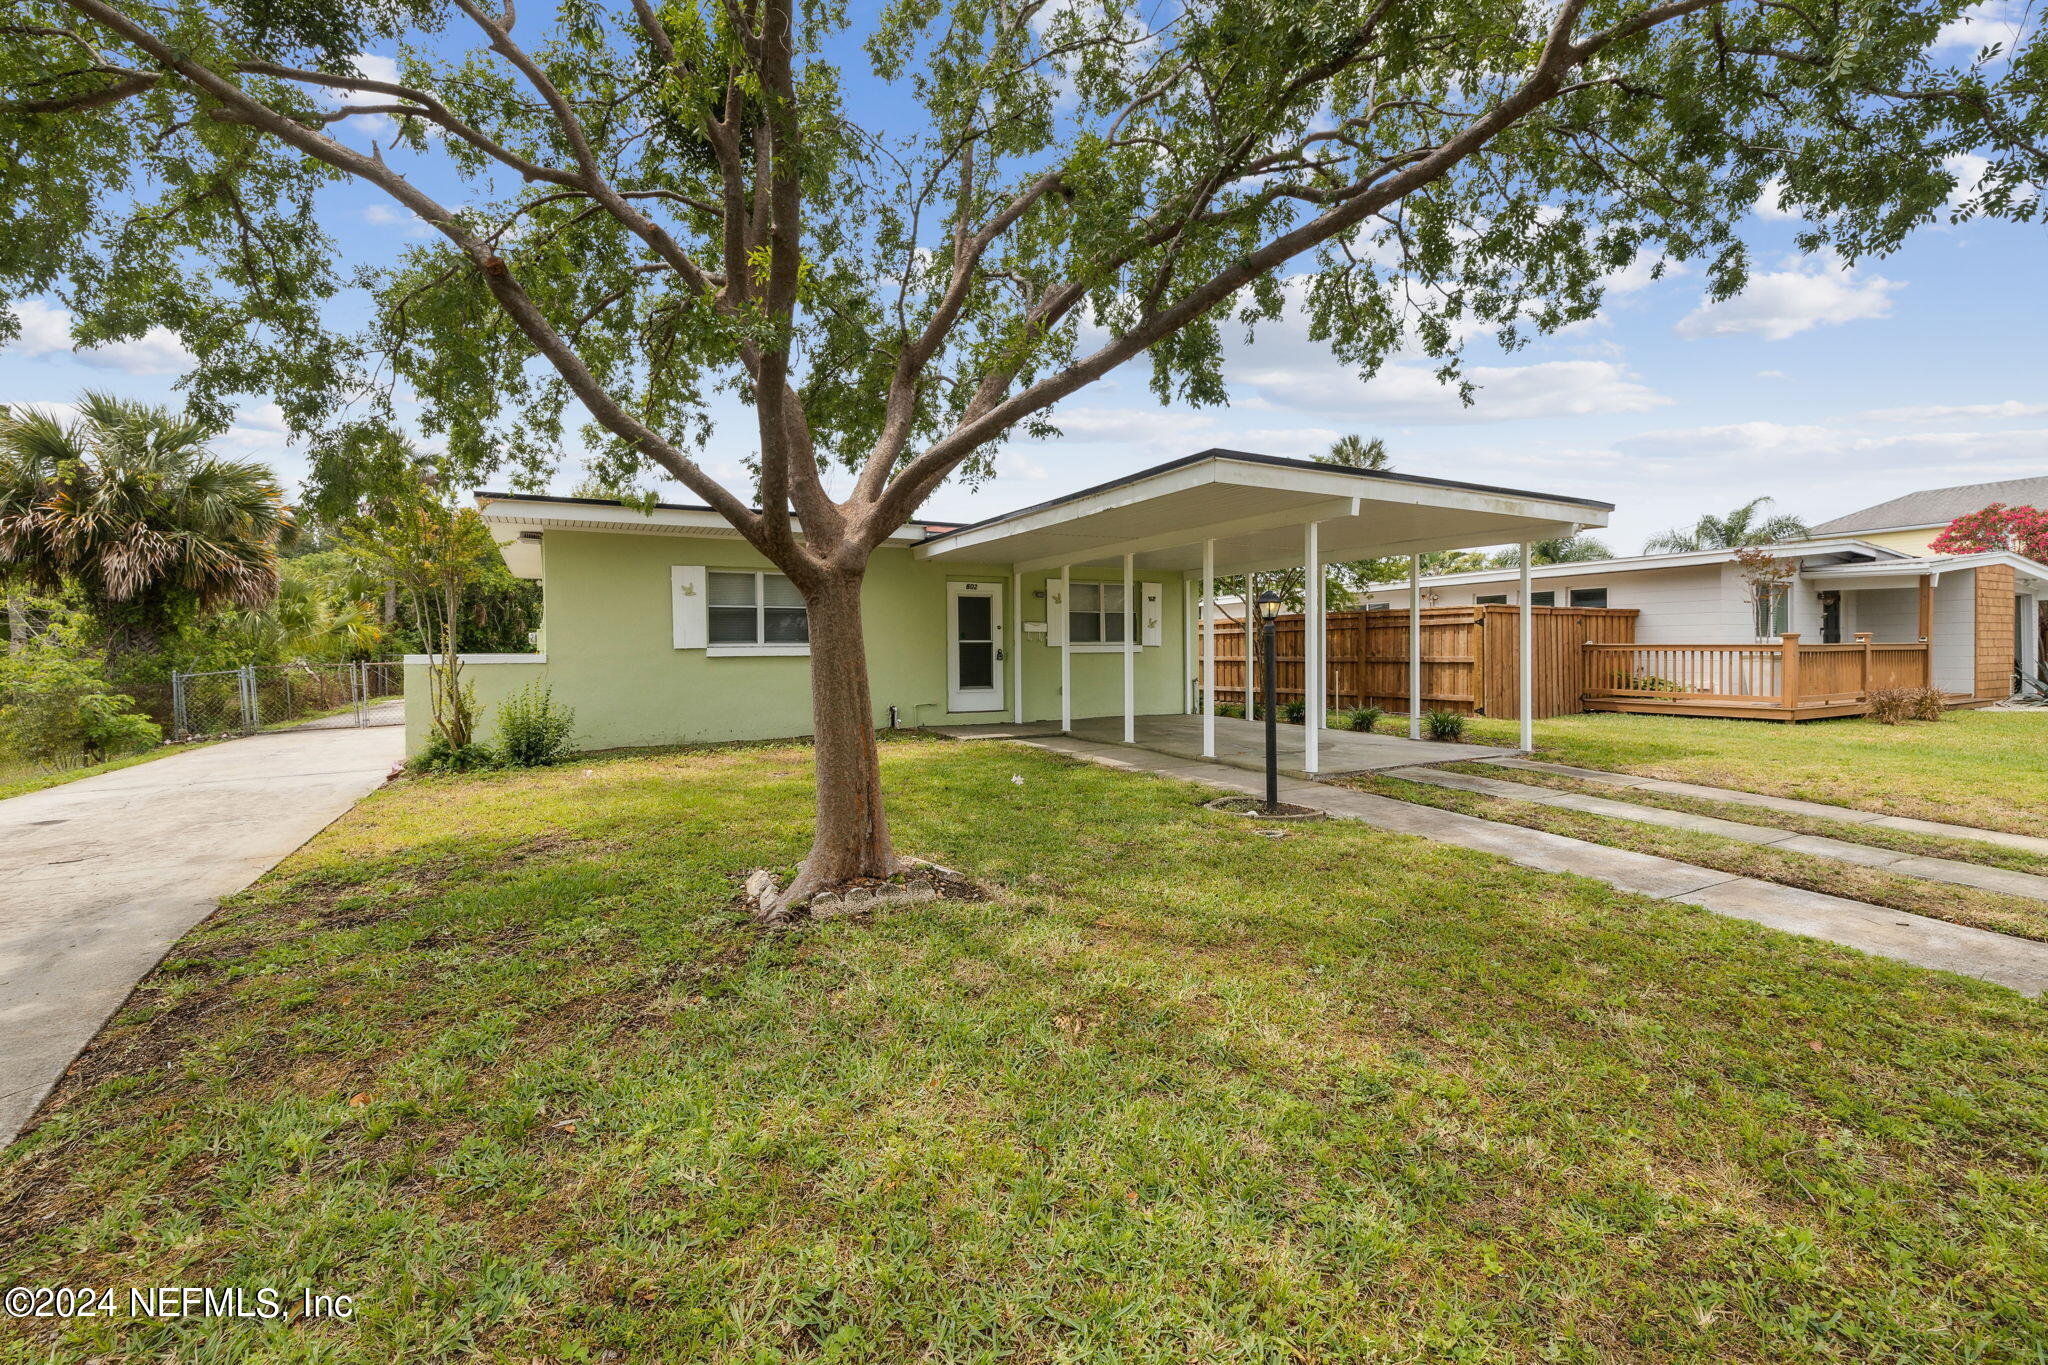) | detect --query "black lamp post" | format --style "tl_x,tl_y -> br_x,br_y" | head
1256,590 -> 1282,813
